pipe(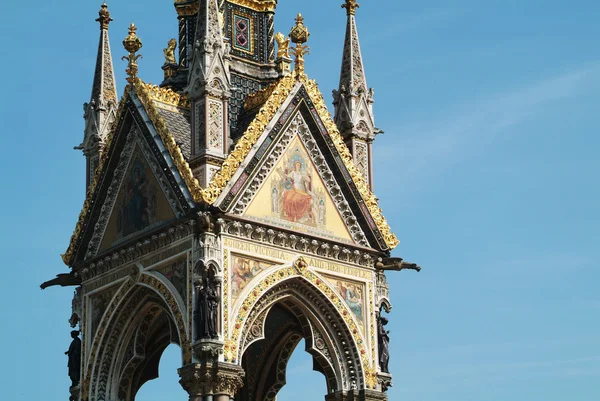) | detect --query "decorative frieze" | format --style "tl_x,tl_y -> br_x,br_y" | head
220,218 -> 375,268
